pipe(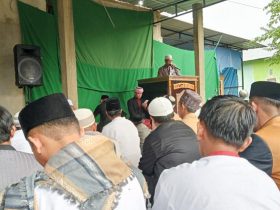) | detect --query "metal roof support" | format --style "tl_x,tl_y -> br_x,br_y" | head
153,0 -> 226,24
162,27 -> 240,49
152,0 -> 190,12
